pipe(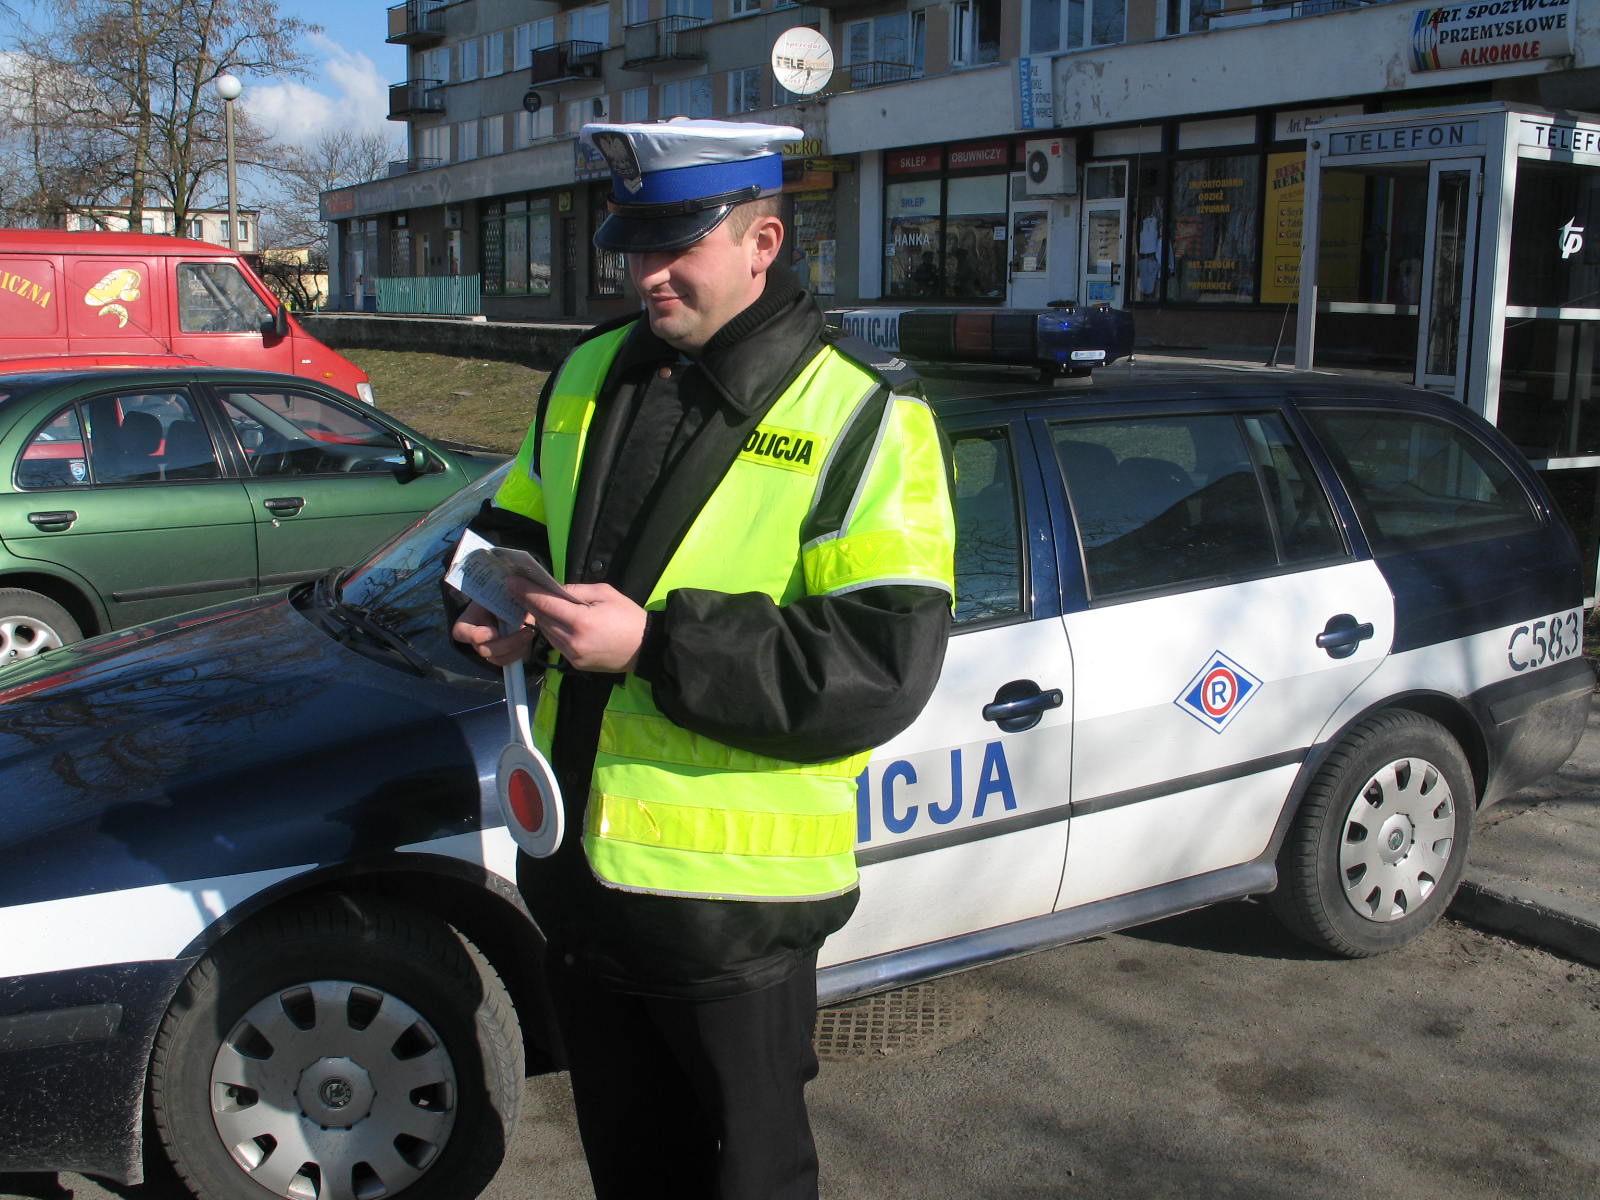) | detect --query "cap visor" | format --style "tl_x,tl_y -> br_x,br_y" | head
594,205 -> 733,253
